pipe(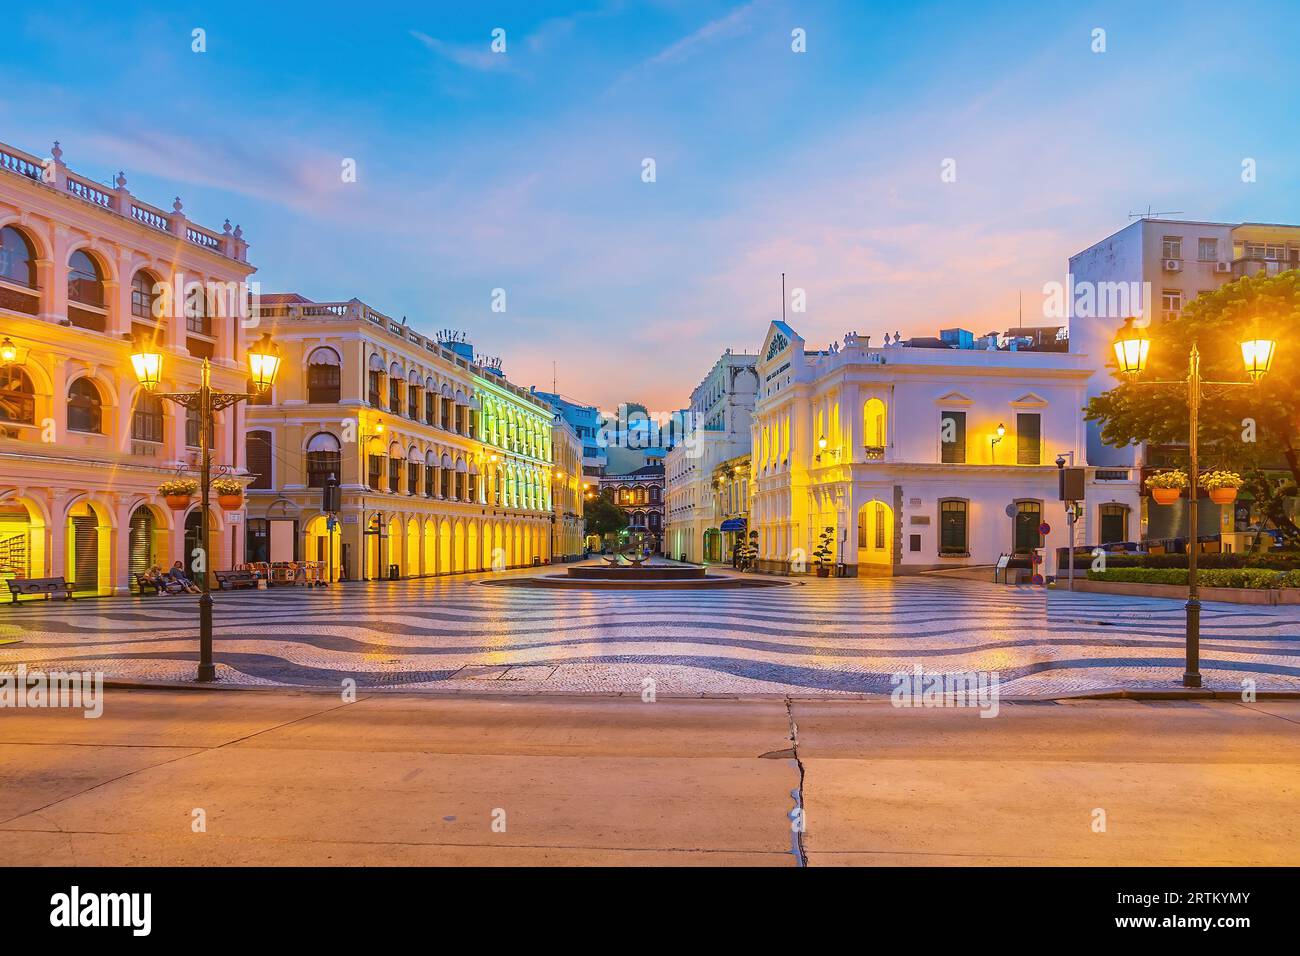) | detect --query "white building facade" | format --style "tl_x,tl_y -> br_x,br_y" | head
751,321 -> 1141,576
663,351 -> 758,563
